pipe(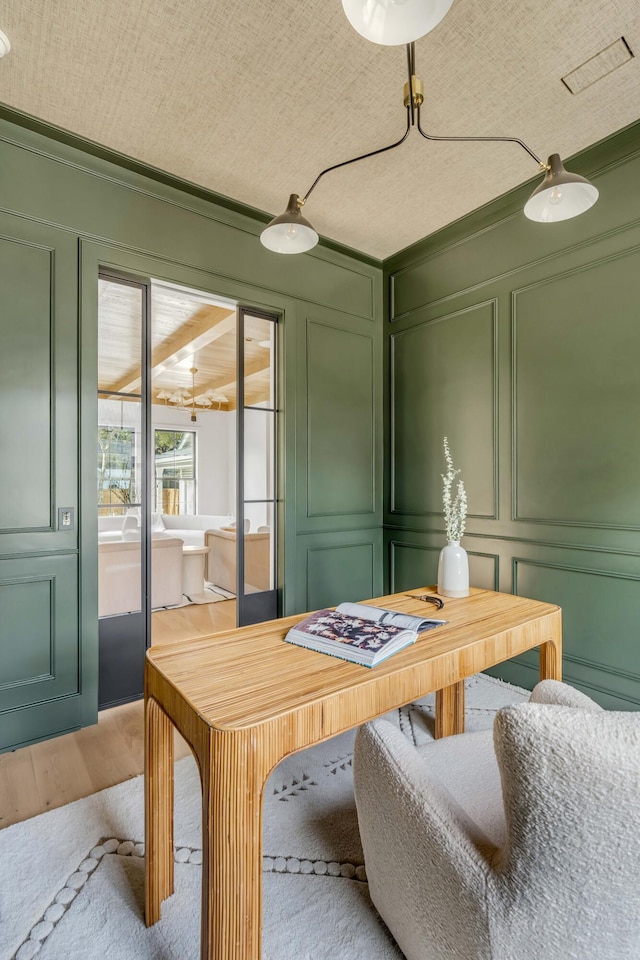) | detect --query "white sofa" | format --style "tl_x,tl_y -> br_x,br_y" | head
97,513 -> 245,610
205,527 -> 270,594
98,536 -> 184,617
98,514 -> 140,542
158,513 -> 234,547
98,513 -> 236,547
